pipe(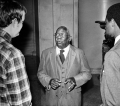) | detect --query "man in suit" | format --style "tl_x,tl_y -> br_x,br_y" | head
100,3 -> 120,106
37,26 -> 91,106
